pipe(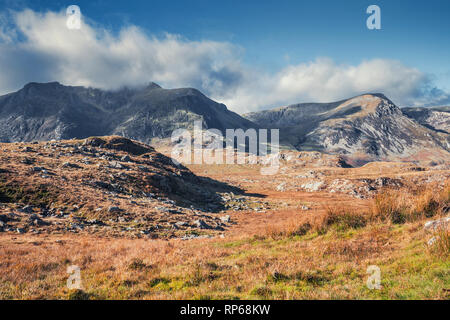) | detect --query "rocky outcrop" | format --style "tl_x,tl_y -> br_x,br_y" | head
0,136 -> 253,239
